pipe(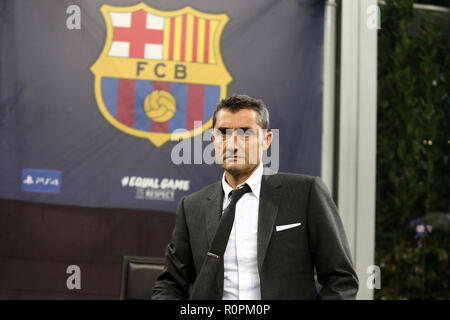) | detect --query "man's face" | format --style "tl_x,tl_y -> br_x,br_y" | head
212,108 -> 272,175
